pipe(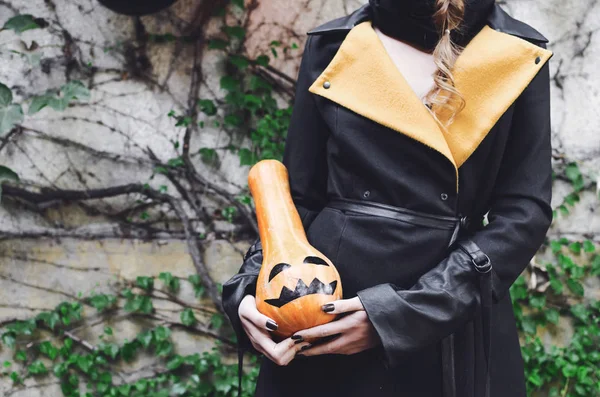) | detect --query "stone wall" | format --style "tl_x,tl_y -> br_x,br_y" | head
0,0 -> 598,395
